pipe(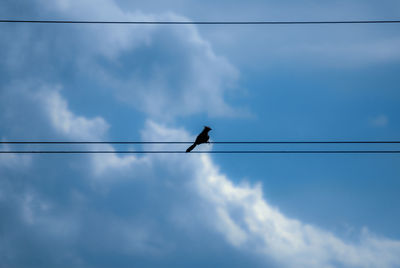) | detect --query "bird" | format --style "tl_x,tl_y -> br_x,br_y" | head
186,126 -> 212,152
